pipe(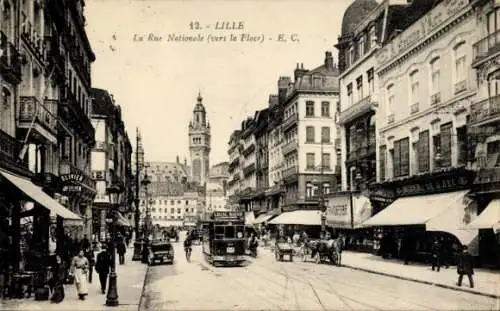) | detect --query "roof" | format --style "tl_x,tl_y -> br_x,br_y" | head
341,0 -> 379,36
